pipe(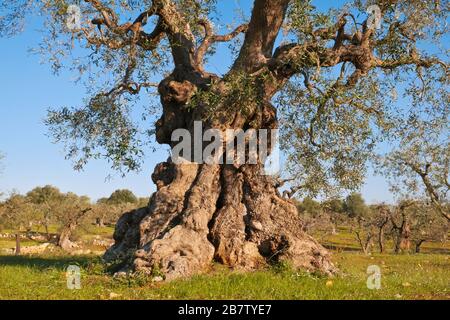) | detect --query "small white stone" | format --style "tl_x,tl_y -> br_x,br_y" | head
152,276 -> 164,282
113,271 -> 128,278
109,292 -> 121,299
